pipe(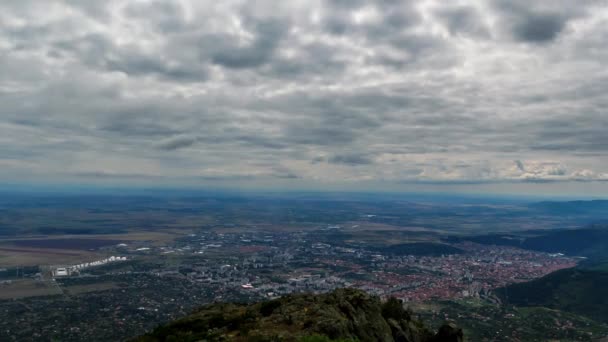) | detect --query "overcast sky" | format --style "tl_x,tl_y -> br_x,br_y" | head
1,0 -> 607,195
